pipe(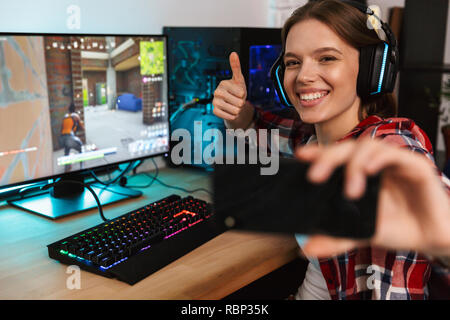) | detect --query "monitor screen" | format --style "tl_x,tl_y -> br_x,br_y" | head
0,34 -> 169,189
